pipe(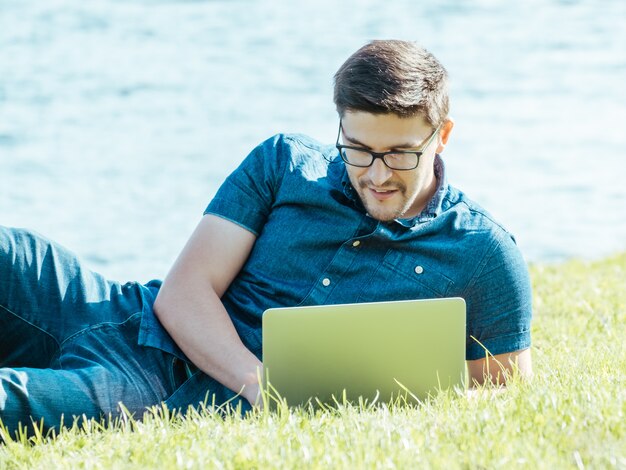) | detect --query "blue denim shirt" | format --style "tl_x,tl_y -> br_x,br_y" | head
139,133 -> 532,364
